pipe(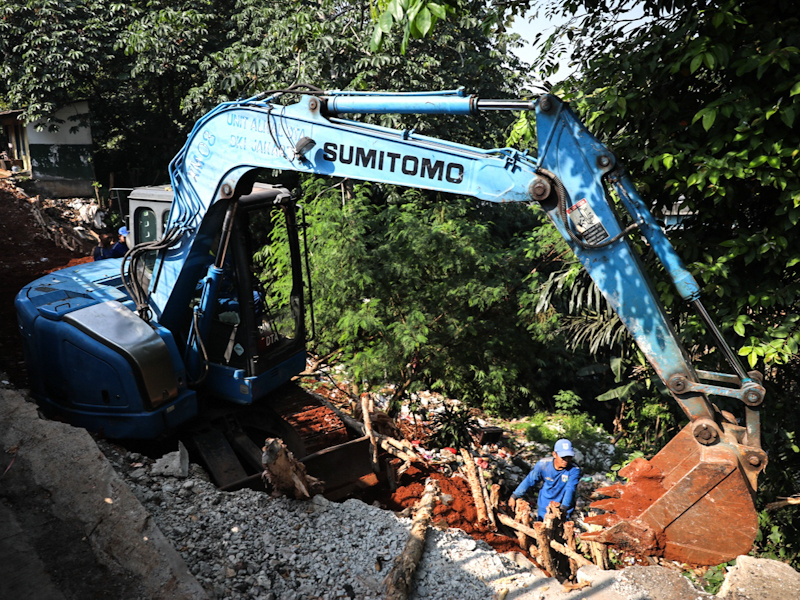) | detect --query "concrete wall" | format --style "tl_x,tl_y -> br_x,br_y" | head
26,101 -> 95,197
